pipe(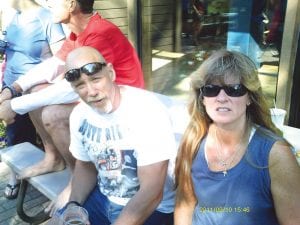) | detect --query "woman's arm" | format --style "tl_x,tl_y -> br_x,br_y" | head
270,141 -> 300,225
174,194 -> 196,225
